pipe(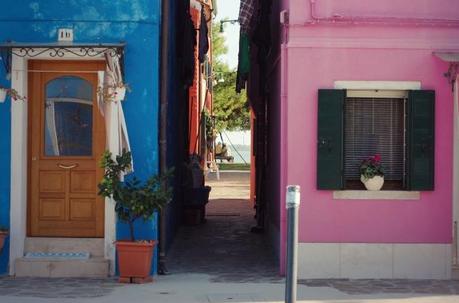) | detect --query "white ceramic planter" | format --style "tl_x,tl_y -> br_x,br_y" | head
114,87 -> 126,101
0,88 -> 7,103
360,175 -> 384,191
